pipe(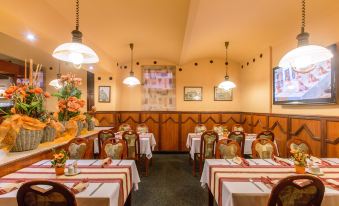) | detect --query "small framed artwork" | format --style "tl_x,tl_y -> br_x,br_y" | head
98,86 -> 111,103
214,87 -> 233,101
184,87 -> 203,101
